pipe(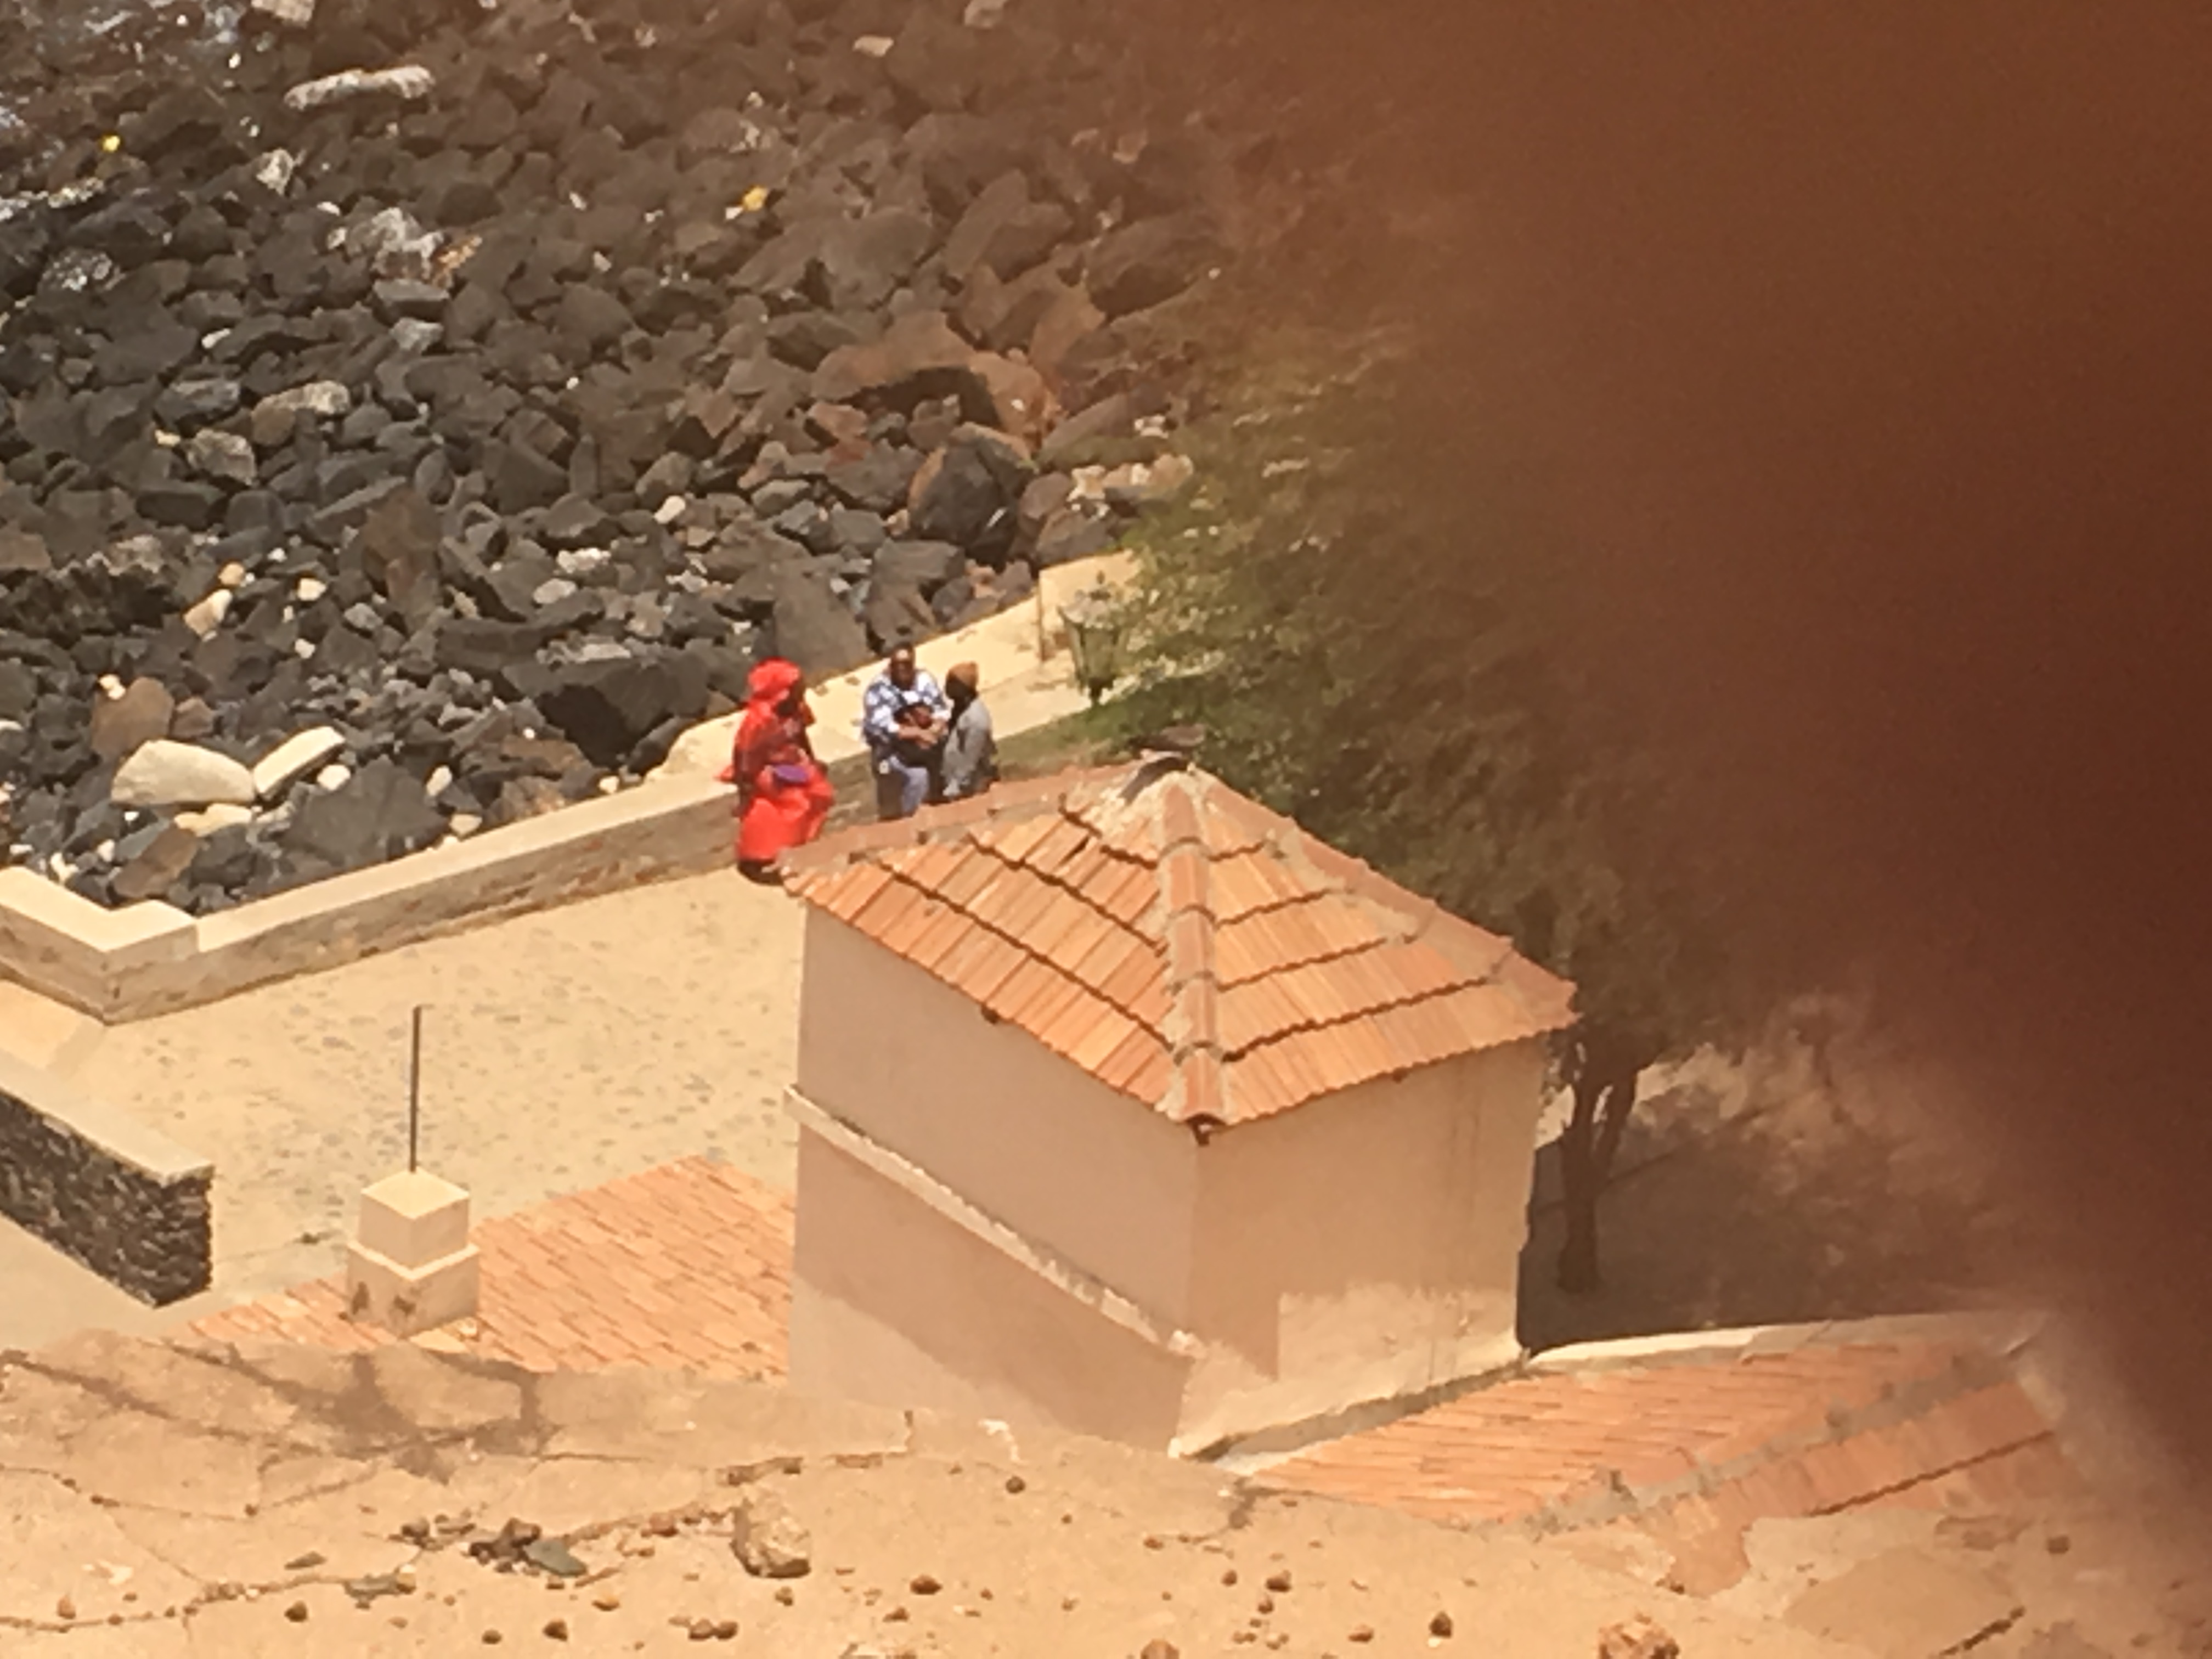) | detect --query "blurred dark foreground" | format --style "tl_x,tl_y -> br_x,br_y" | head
1132,3 -> 2212,1481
